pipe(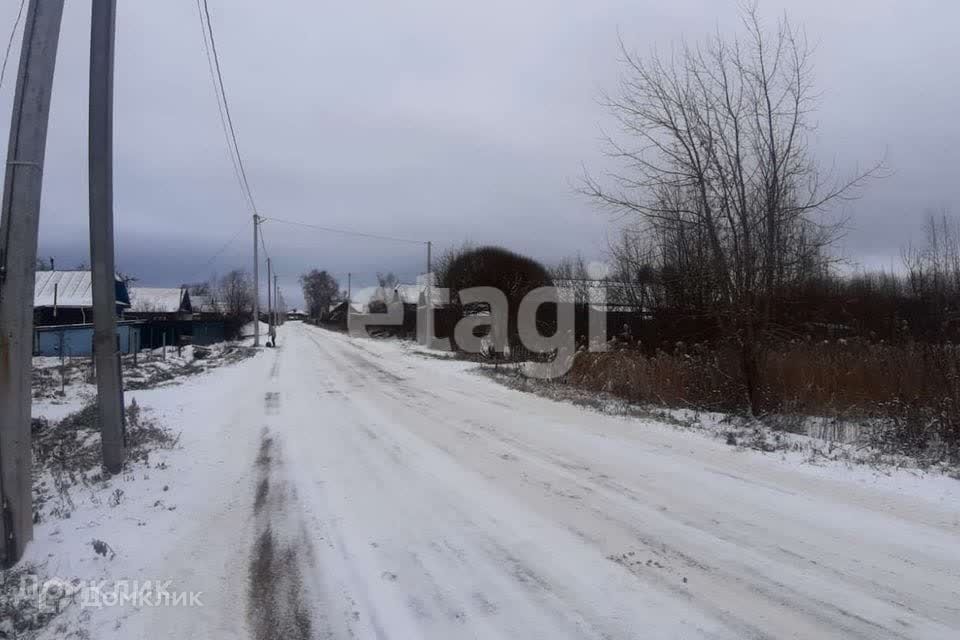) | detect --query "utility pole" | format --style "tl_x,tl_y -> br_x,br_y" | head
252,213 -> 259,346
347,272 -> 351,303
0,0 -> 65,567
90,0 -> 125,474
274,274 -> 279,329
266,256 -> 273,339
426,240 -> 432,347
